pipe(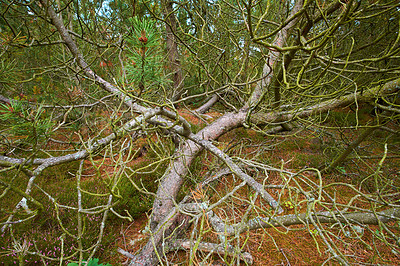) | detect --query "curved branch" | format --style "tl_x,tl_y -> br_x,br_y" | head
0,108 -> 162,173
39,0 -> 146,113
